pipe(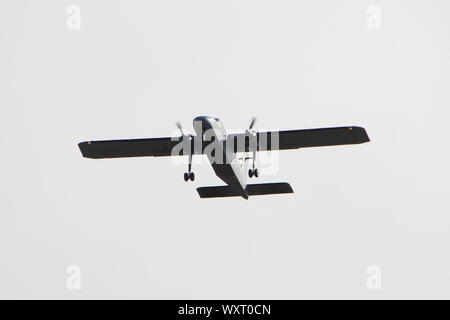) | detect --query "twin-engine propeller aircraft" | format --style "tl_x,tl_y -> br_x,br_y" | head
78,116 -> 370,199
